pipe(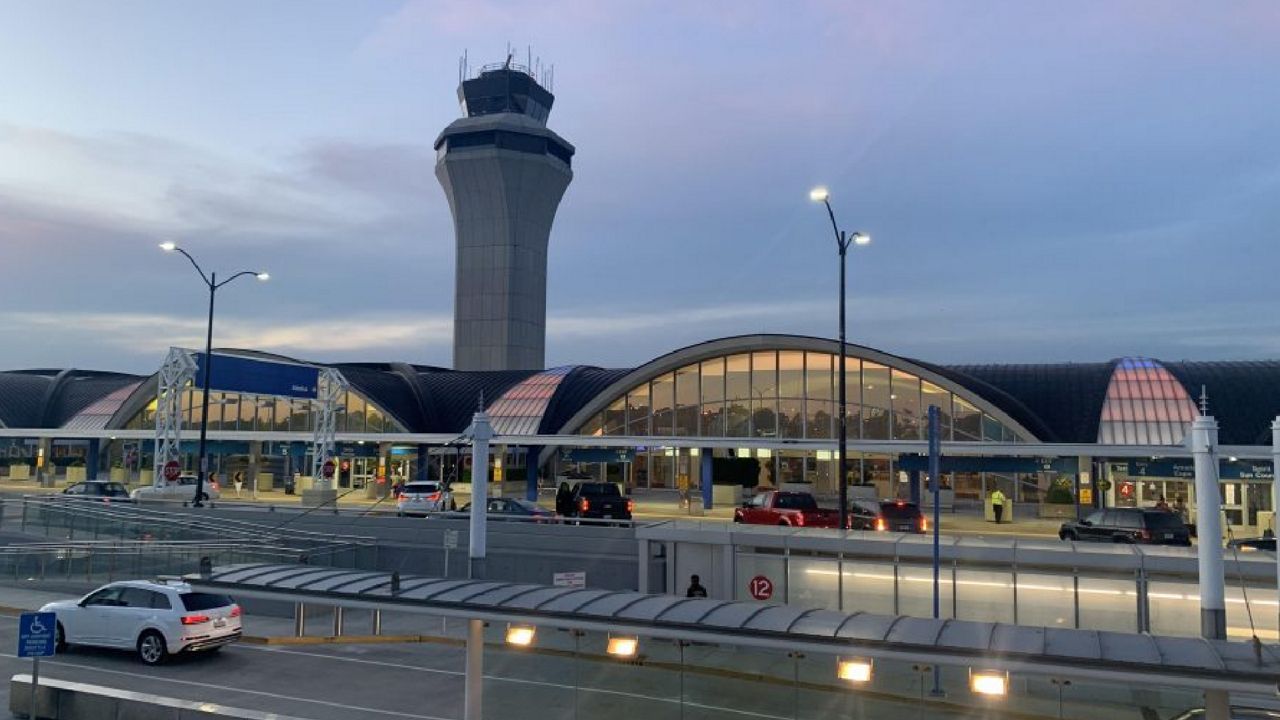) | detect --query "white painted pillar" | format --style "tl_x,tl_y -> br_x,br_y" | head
1272,419 -> 1280,635
1191,415 -> 1226,639
468,409 -> 492,580
464,618 -> 484,720
637,539 -> 650,594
